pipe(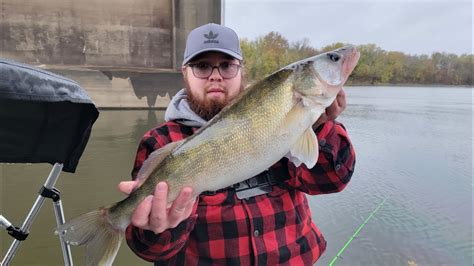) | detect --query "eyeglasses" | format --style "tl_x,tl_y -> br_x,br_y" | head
187,62 -> 242,79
